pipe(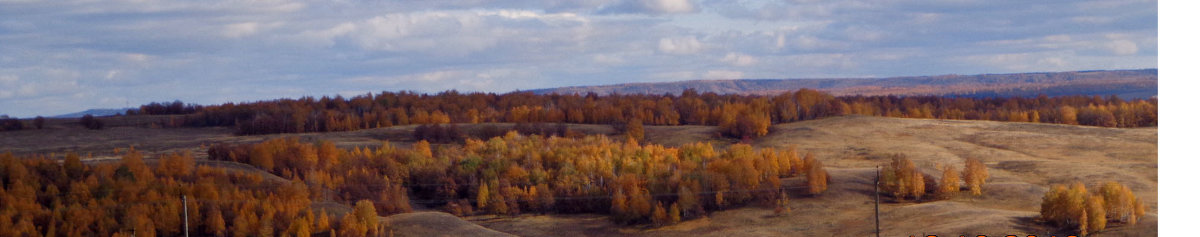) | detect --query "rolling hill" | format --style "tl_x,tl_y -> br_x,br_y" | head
530,69 -> 1157,99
